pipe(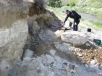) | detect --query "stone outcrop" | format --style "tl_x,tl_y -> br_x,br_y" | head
0,0 -> 102,76
61,31 -> 88,46
0,0 -> 62,62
